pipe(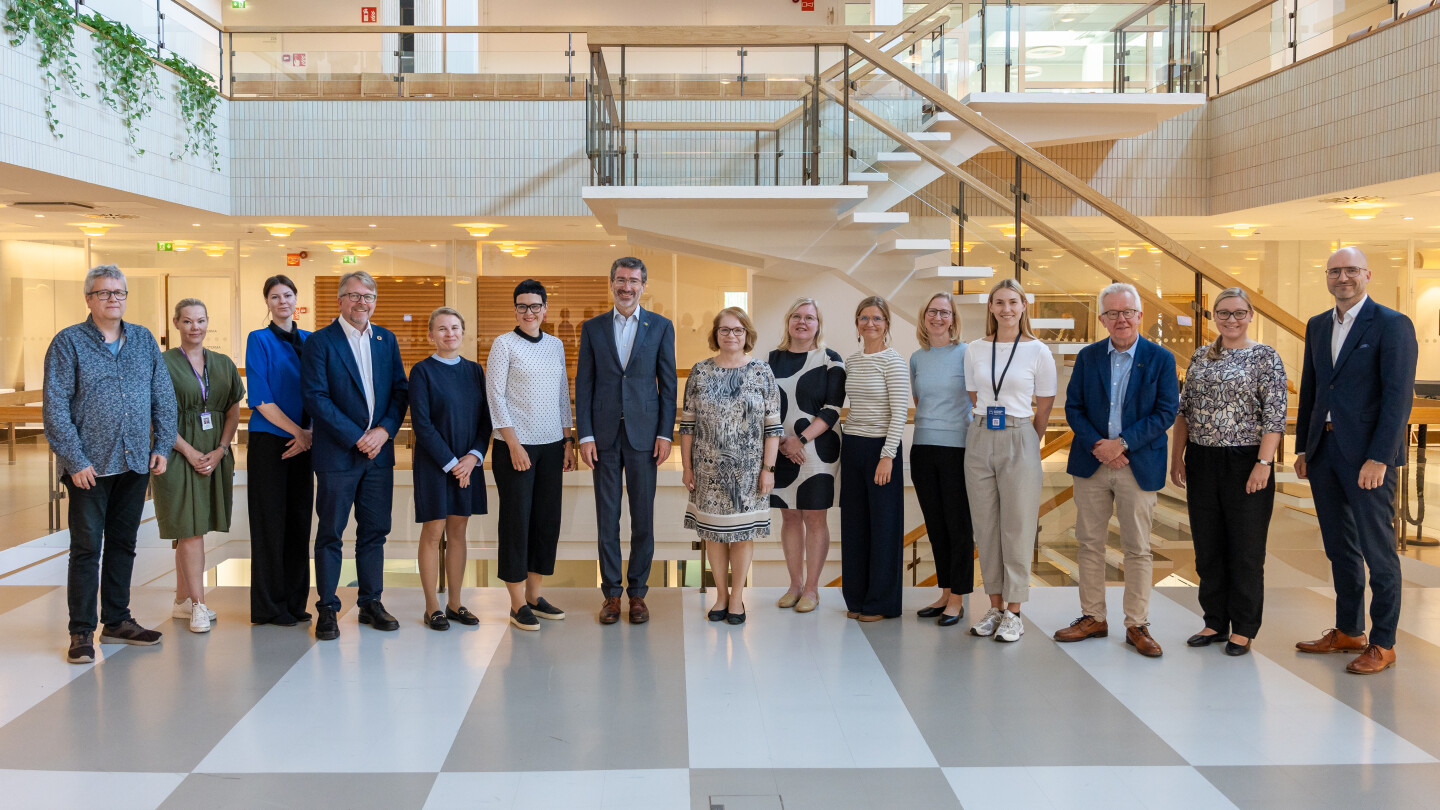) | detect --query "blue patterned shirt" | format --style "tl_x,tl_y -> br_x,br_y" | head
1107,339 -> 1137,440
